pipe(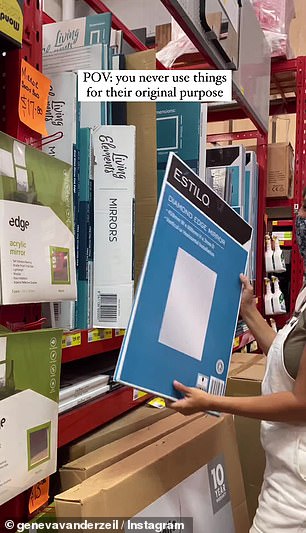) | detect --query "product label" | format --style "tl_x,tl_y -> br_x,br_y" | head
115,329 -> 125,337
28,477 -> 50,515
87,329 -> 112,343
148,397 -> 166,409
134,459 -> 235,532
62,332 -> 81,349
0,200 -> 76,304
208,455 -> 230,514
93,126 -> 135,328
18,60 -> 51,136
0,0 -> 23,45
133,389 -> 148,401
